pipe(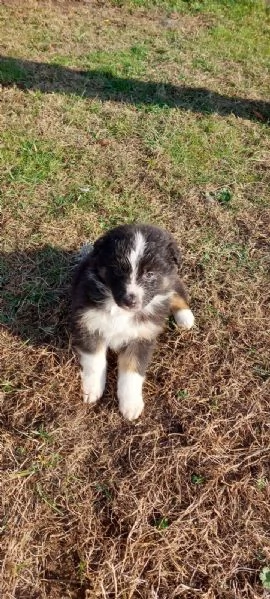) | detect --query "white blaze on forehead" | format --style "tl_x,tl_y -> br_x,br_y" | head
129,231 -> 146,275
126,231 -> 146,304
